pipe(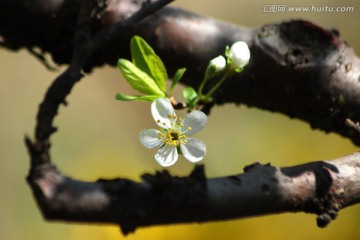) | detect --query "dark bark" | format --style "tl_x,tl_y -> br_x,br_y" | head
1,0 -> 360,145
1,0 -> 360,234
26,136 -> 360,234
